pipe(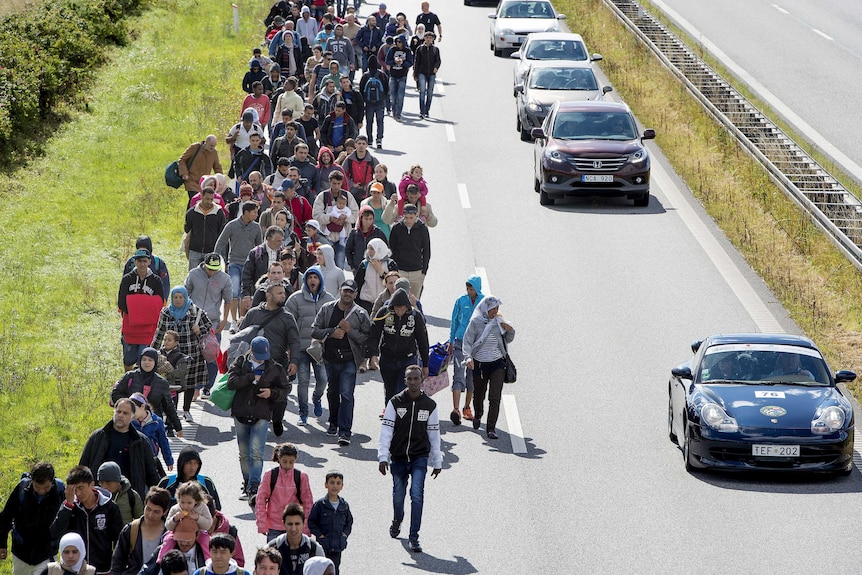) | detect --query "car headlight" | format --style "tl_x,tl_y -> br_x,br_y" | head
545,25 -> 559,32
701,403 -> 738,432
630,148 -> 649,165
527,100 -> 544,113
545,150 -> 566,163
811,406 -> 845,434
500,28 -> 514,35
